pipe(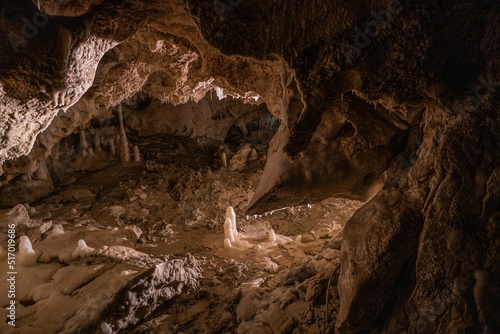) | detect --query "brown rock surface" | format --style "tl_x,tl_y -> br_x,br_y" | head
0,0 -> 499,333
